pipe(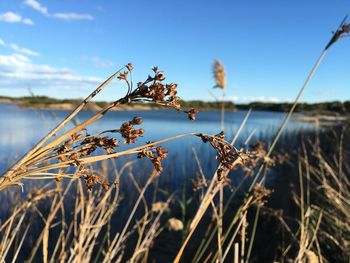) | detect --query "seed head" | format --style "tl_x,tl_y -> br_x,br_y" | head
101,182 -> 110,190
213,60 -> 226,89
187,108 -> 199,121
167,218 -> 184,231
325,17 -> 350,50
131,116 -> 143,125
126,63 -> 133,71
